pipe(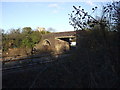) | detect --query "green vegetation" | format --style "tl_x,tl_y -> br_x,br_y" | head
2,27 -> 50,52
